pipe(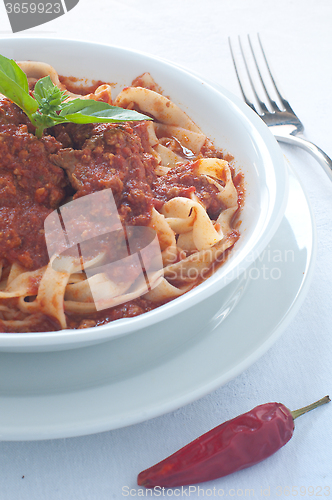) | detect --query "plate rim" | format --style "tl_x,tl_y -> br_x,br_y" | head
0,159 -> 316,441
